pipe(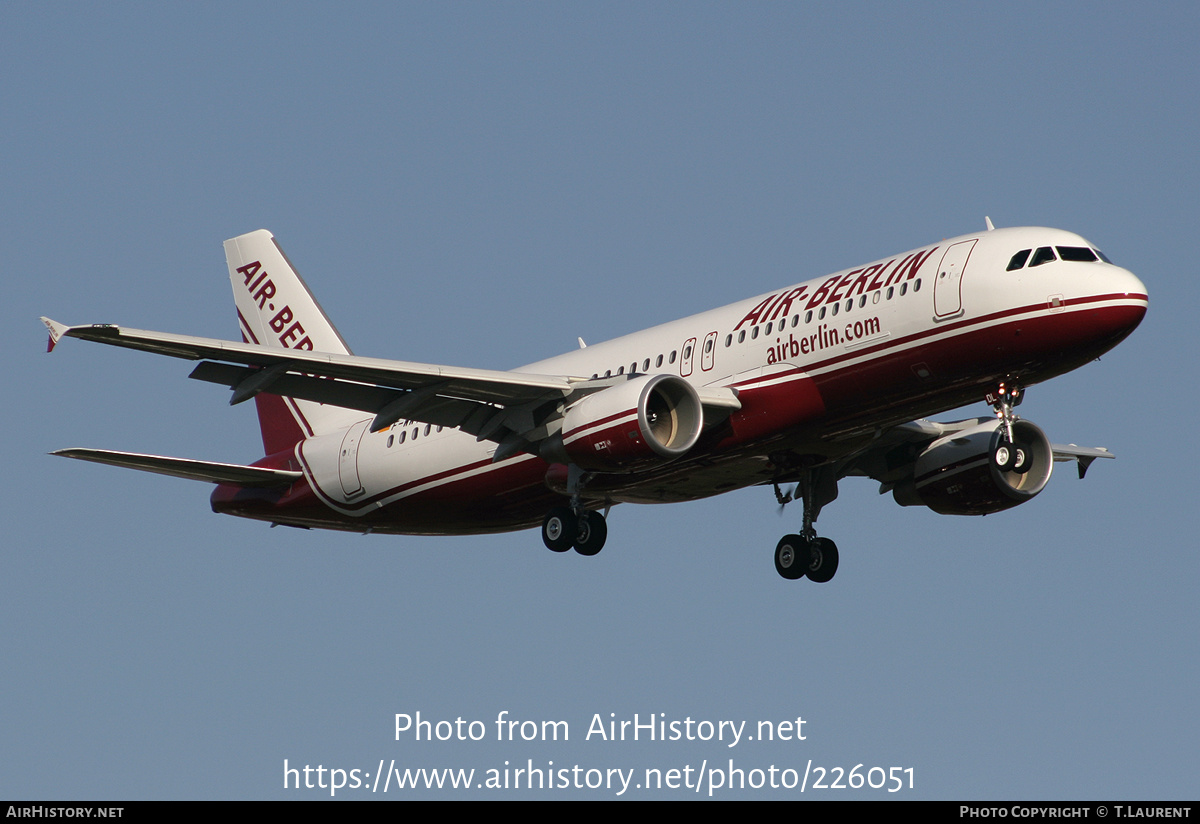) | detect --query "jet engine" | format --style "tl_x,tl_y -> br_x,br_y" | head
542,374 -> 704,472
891,419 -> 1054,515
